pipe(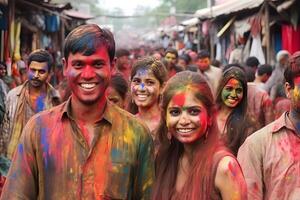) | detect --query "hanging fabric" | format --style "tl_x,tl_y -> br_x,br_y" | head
250,35 -> 265,64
